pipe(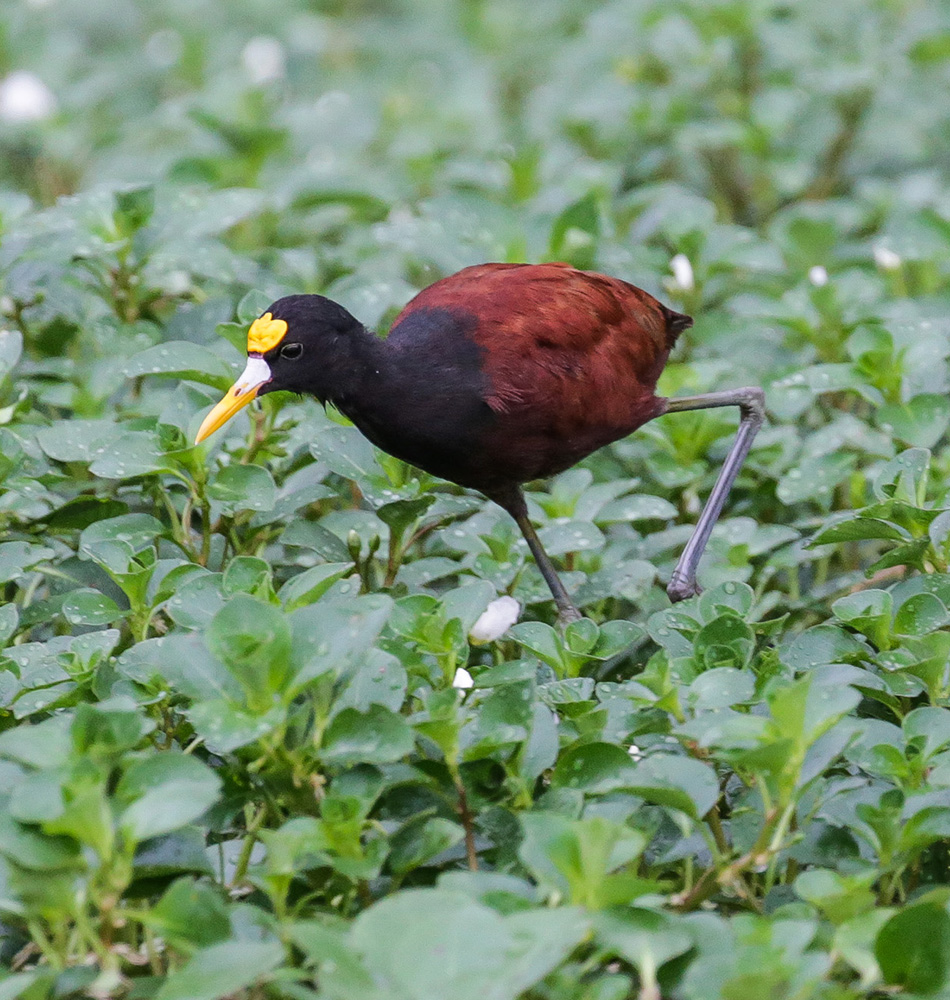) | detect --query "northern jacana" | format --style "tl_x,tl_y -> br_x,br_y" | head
195,263 -> 764,623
